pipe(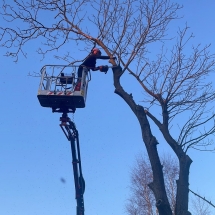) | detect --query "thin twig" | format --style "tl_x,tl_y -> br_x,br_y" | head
189,189 -> 215,208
